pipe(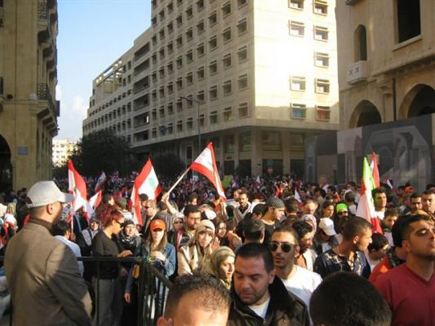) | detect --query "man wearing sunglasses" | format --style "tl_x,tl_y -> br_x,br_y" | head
270,227 -> 322,310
